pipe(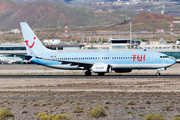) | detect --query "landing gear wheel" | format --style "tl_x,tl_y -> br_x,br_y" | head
98,73 -> 105,76
156,72 -> 161,76
85,71 -> 92,76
